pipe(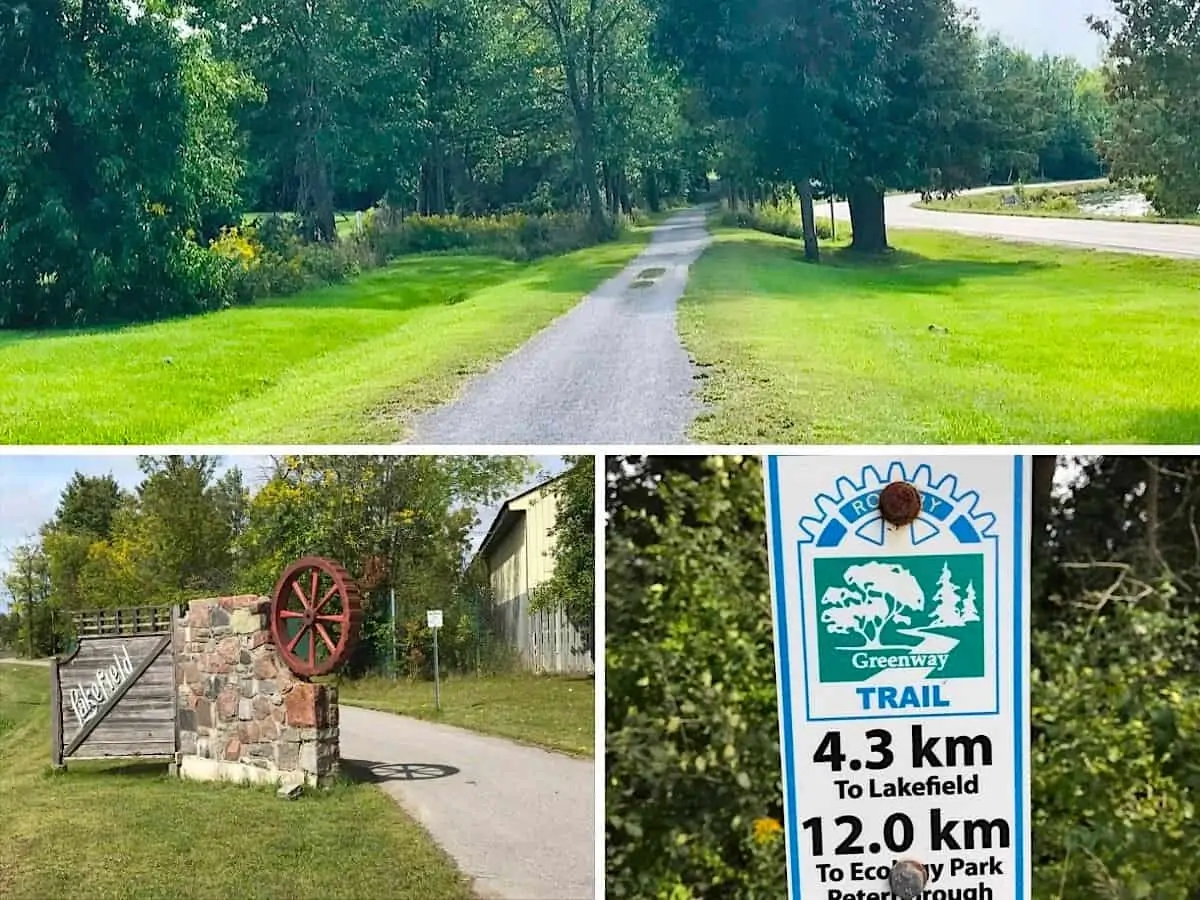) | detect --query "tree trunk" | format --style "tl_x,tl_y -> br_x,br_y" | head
1145,456 -> 1161,570
797,179 -> 819,263
848,184 -> 889,254
646,170 -> 661,212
